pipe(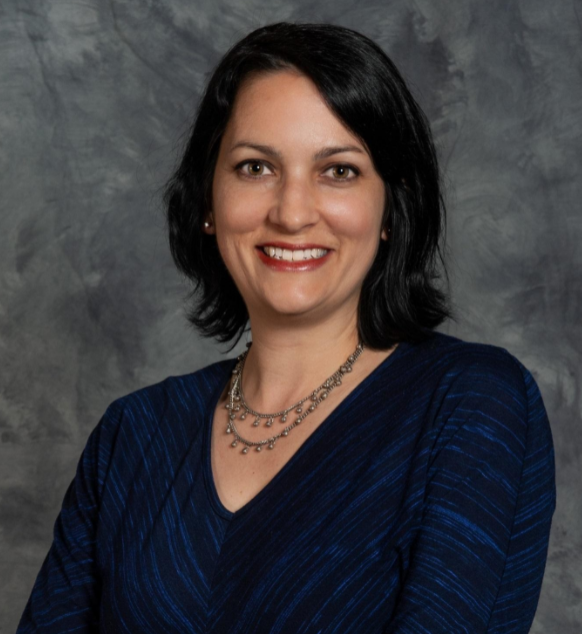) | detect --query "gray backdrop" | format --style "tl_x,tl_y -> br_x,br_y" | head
1,0 -> 580,631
